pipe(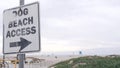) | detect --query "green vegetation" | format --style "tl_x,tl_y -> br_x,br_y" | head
52,56 -> 120,68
